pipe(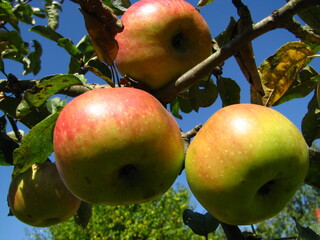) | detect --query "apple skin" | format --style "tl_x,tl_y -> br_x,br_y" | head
53,87 -> 184,204
8,161 -> 81,227
115,0 -> 212,90
185,104 -> 309,225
